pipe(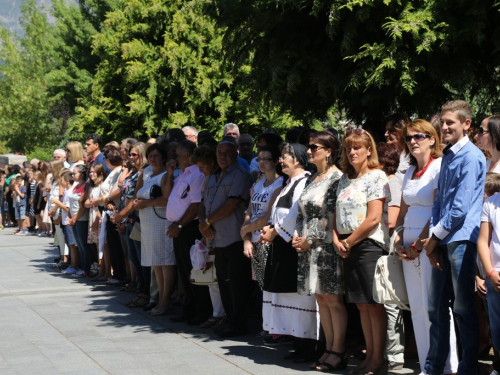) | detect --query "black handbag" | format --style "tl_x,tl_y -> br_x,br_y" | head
150,185 -> 166,220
